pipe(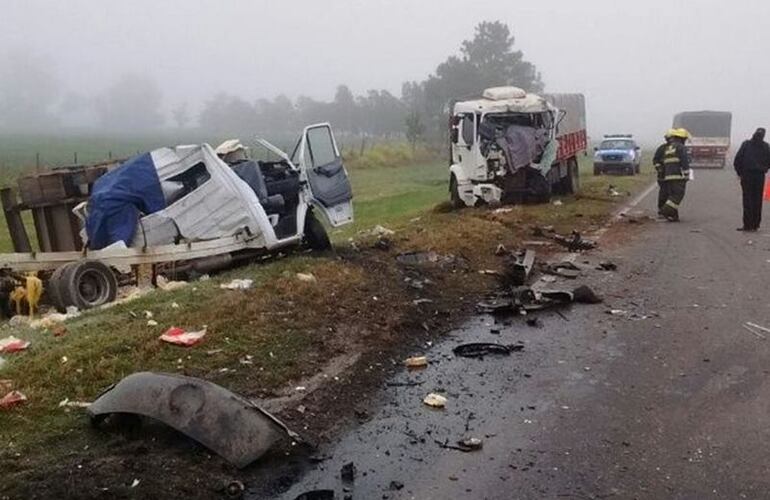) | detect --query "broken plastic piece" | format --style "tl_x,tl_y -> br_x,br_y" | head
453,342 -> 523,358
159,327 -> 207,346
0,336 -> 30,353
423,393 -> 447,408
296,273 -> 317,283
0,390 -> 27,409
88,372 -> 299,468
458,437 -> 484,451
404,356 -> 428,368
220,279 -> 254,290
